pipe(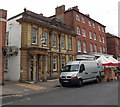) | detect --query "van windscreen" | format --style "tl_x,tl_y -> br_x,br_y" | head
62,65 -> 79,72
